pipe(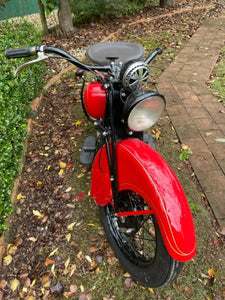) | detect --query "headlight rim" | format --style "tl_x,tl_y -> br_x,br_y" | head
123,90 -> 166,132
